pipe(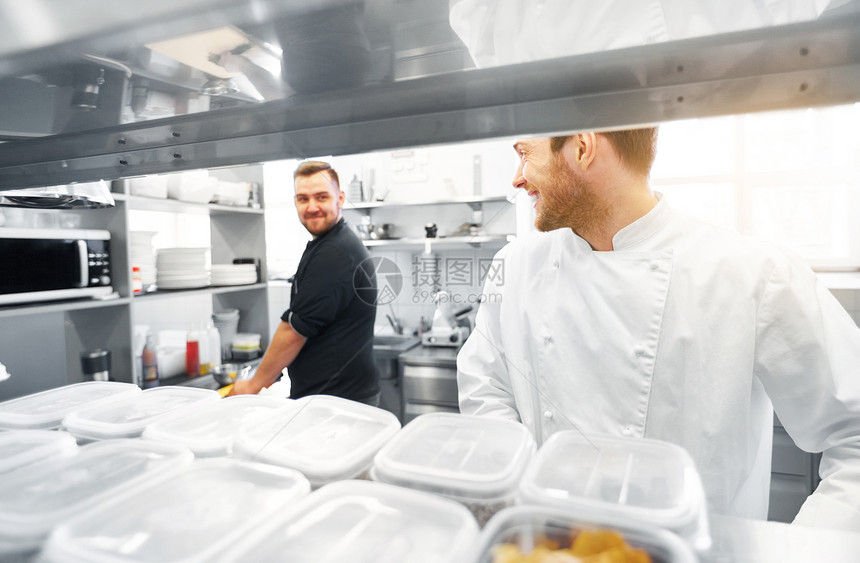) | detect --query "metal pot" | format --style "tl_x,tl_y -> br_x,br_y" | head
369,223 -> 394,239
211,363 -> 255,386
